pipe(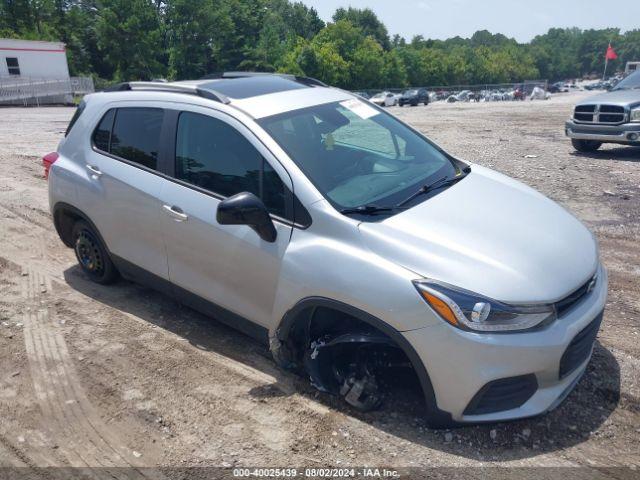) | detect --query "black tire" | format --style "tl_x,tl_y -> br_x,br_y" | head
424,100 -> 429,106
72,220 -> 118,284
572,139 -> 602,153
